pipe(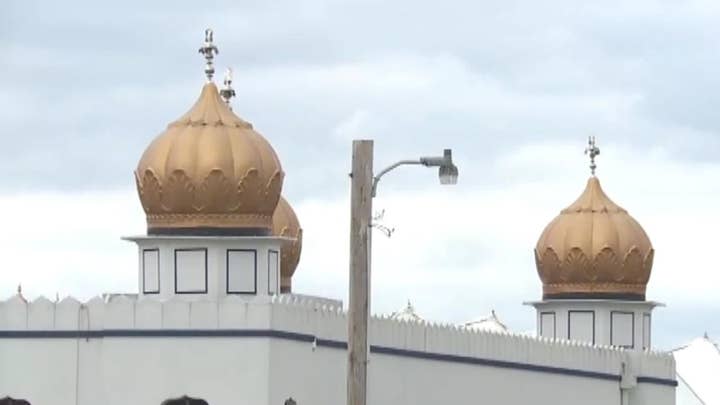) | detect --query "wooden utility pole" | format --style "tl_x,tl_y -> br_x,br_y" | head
347,140 -> 373,405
